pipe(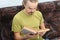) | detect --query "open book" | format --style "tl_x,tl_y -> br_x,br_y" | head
21,27 -> 50,35
38,29 -> 50,36
21,27 -> 37,34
